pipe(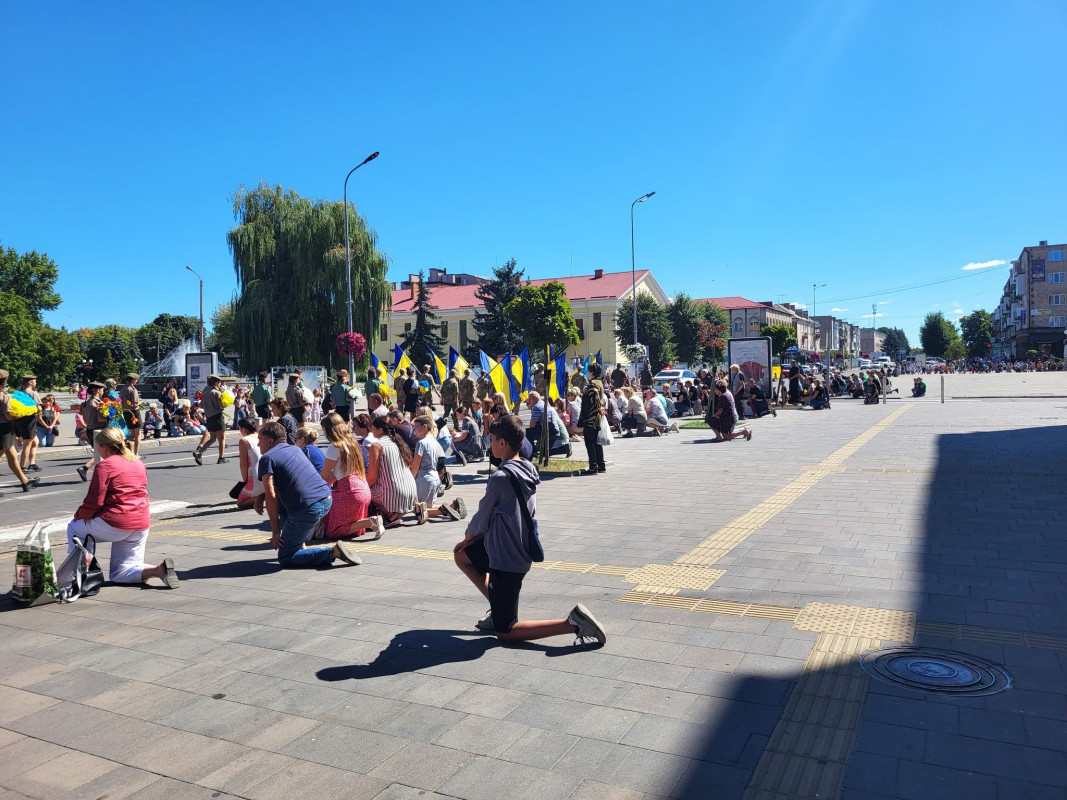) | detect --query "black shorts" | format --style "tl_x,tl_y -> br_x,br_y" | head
463,538 -> 525,633
11,415 -> 36,440
0,420 -> 13,452
255,404 -> 271,420
206,413 -> 225,433
335,405 -> 351,422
